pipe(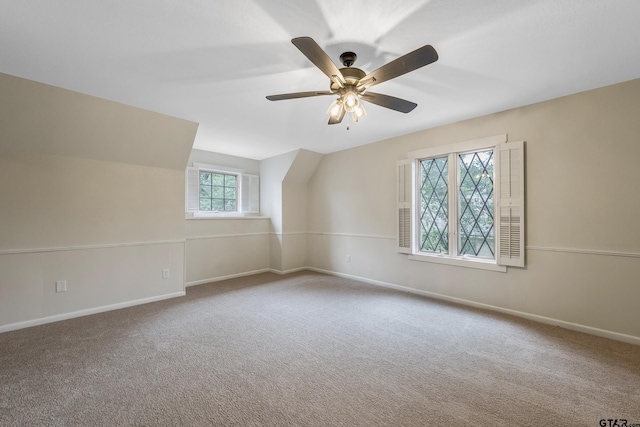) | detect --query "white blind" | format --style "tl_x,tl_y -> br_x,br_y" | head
185,167 -> 199,212
241,174 -> 260,213
497,141 -> 525,267
397,159 -> 412,254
